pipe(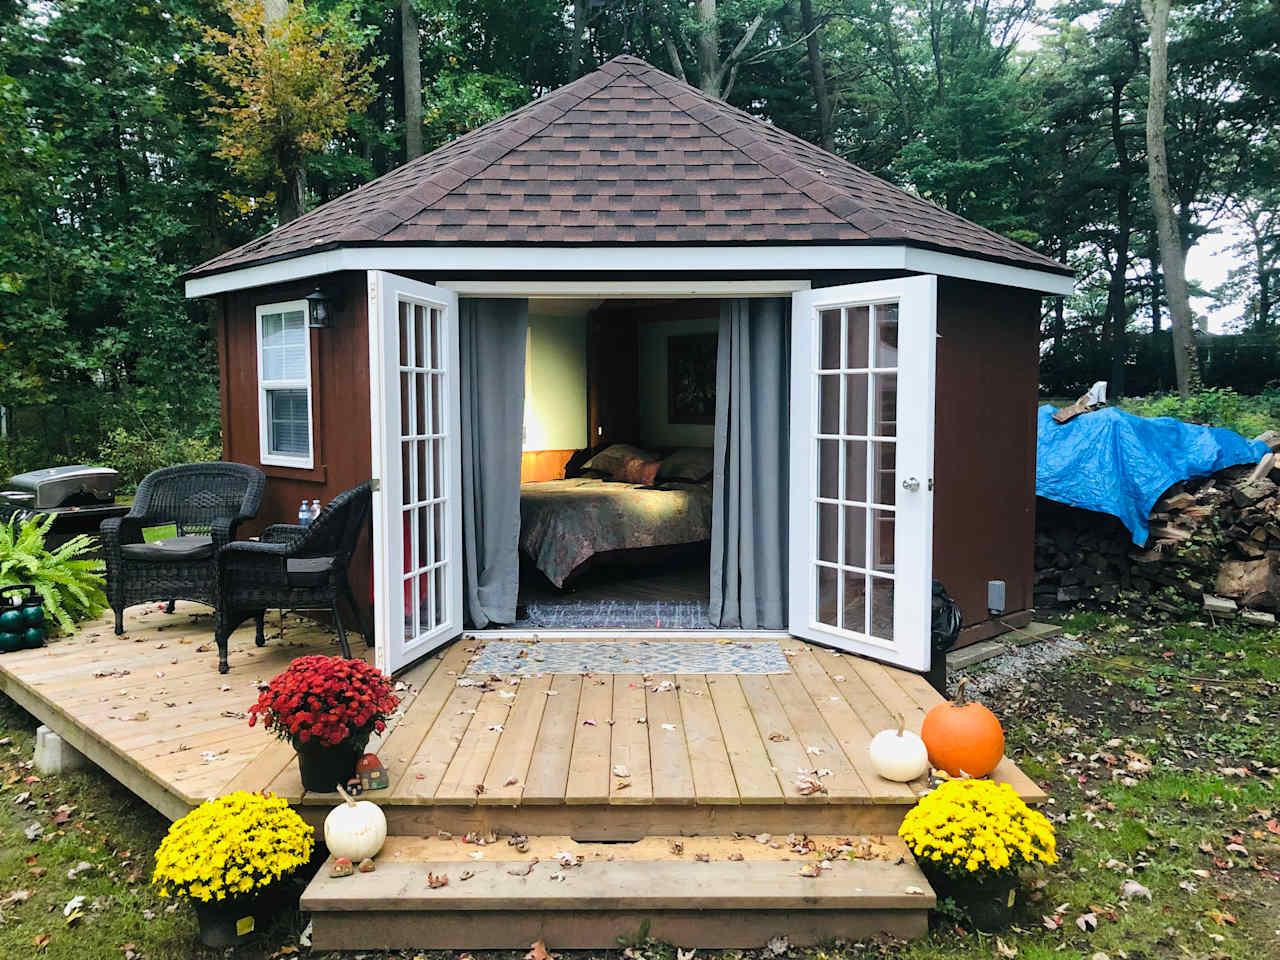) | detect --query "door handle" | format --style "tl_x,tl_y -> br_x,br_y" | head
902,477 -> 920,492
